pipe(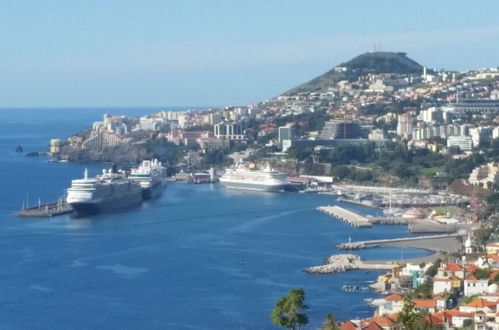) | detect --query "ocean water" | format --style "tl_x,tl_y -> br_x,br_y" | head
0,108 -> 428,329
